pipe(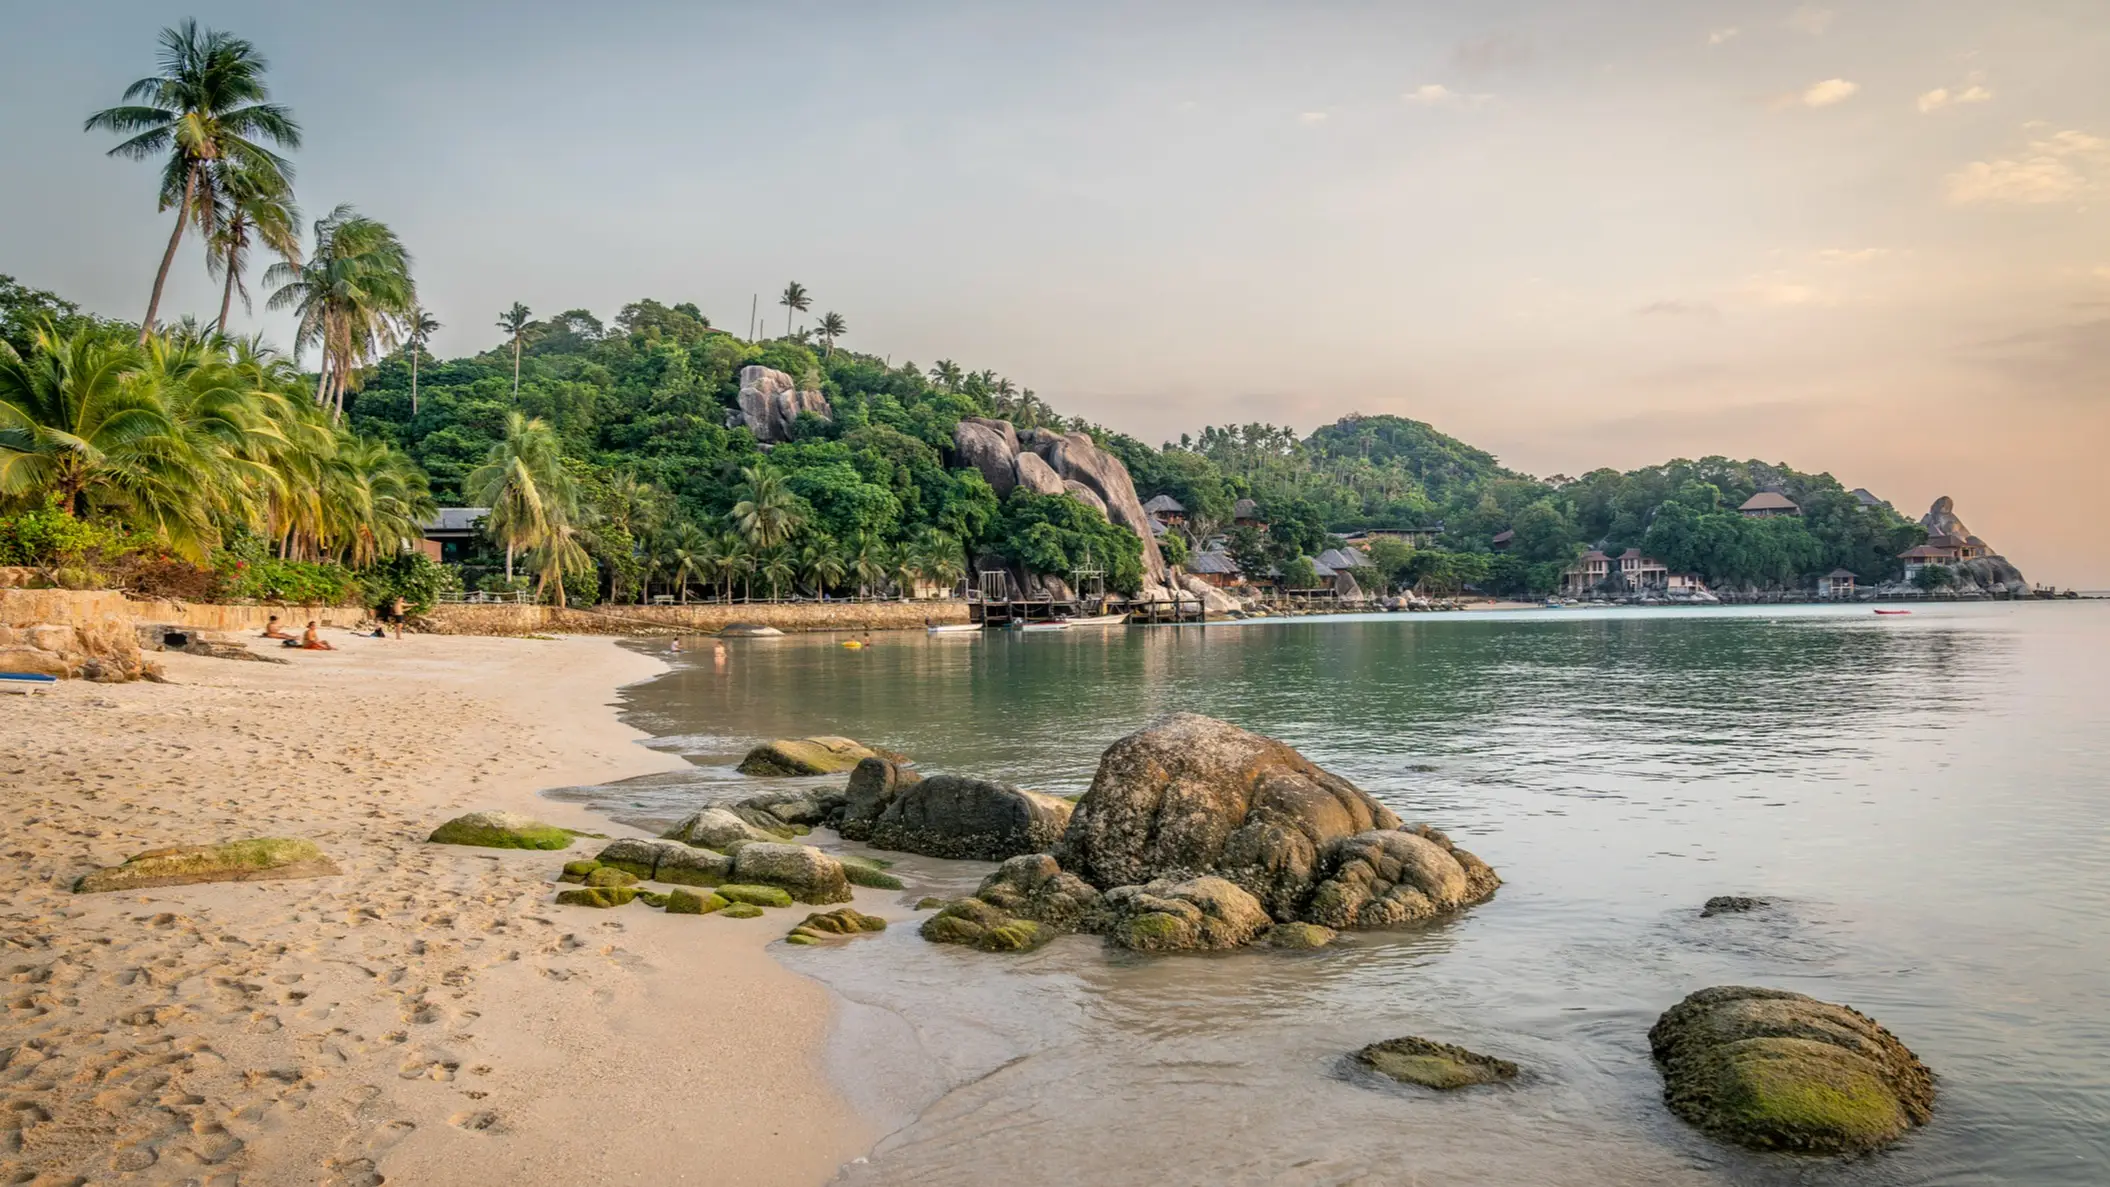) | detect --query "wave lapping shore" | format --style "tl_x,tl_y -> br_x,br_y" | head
2,634 -> 866,1185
